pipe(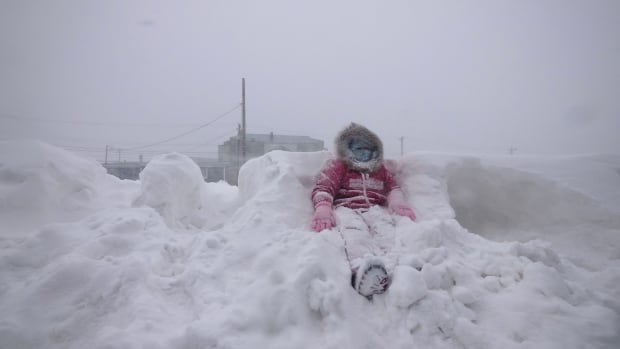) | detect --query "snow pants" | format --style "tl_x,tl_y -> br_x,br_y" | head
334,205 -> 397,271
